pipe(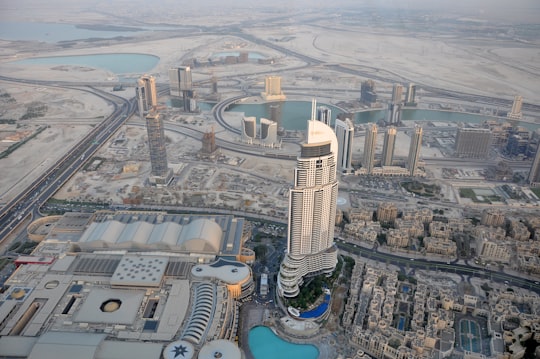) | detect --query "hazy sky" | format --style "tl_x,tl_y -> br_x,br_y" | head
1,0 -> 539,23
